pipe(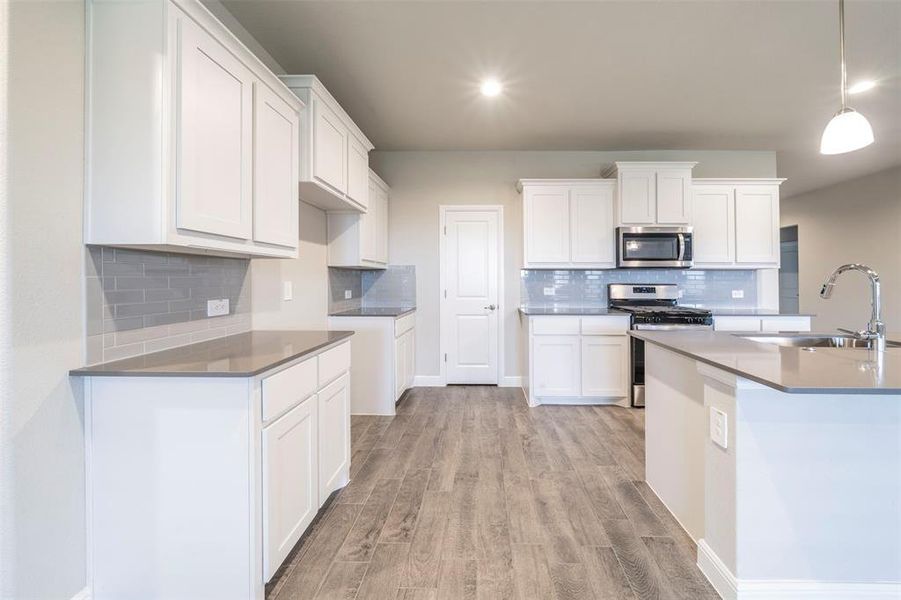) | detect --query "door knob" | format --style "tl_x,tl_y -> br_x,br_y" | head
484,304 -> 497,311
